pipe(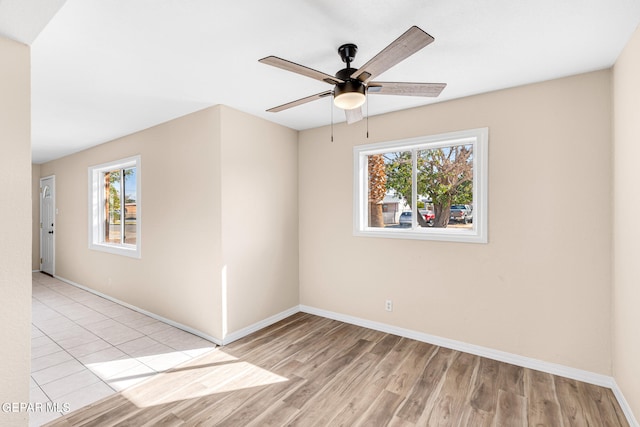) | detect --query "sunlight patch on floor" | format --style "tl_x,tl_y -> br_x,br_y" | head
85,346 -> 216,391
119,350 -> 288,408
